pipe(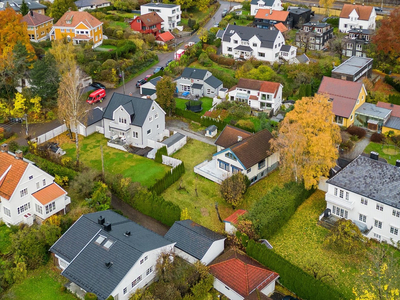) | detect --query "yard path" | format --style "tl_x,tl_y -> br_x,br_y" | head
340,132 -> 371,160
166,119 -> 216,146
